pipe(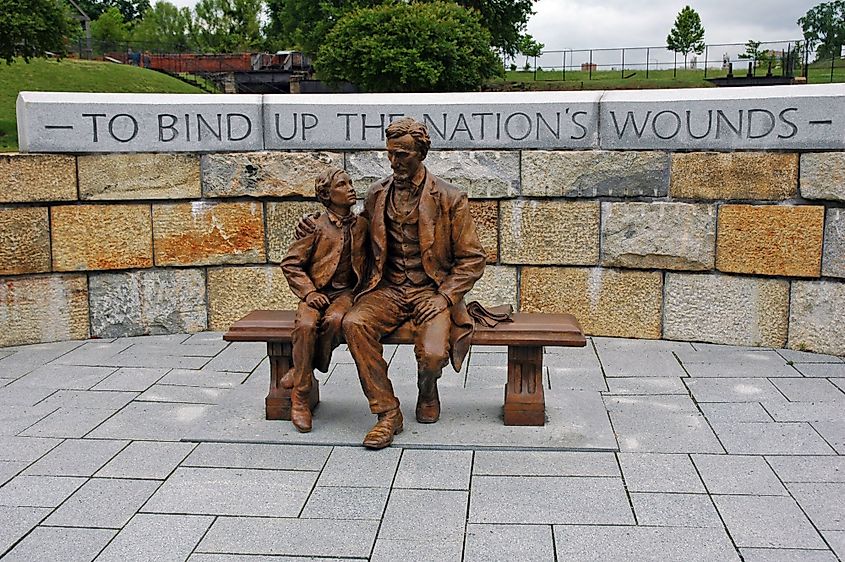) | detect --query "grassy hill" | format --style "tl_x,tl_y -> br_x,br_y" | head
1,57 -> 205,151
